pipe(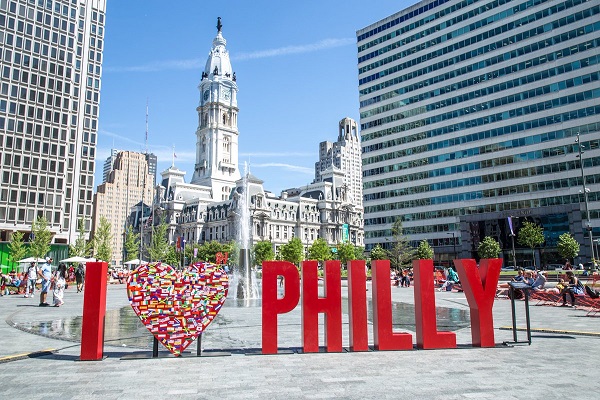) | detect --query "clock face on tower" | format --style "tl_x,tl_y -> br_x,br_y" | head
203,90 -> 210,102
222,87 -> 231,101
